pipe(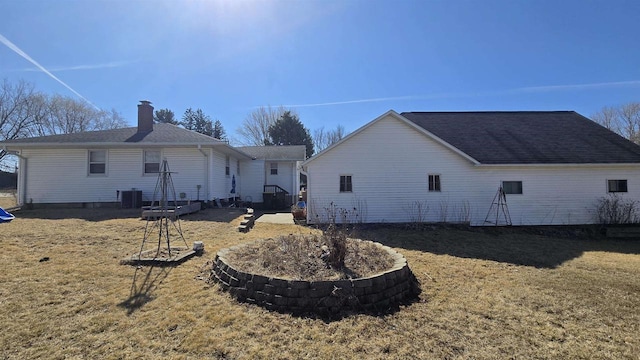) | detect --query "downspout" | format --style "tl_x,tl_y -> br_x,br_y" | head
2,146 -> 26,206
197,145 -> 210,203
299,164 -> 309,223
